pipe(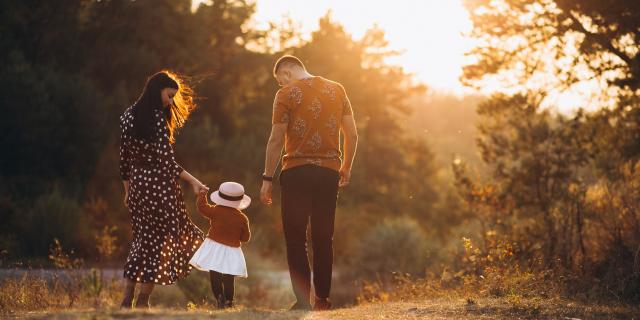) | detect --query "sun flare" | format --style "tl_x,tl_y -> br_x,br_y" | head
195,0 -> 474,93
